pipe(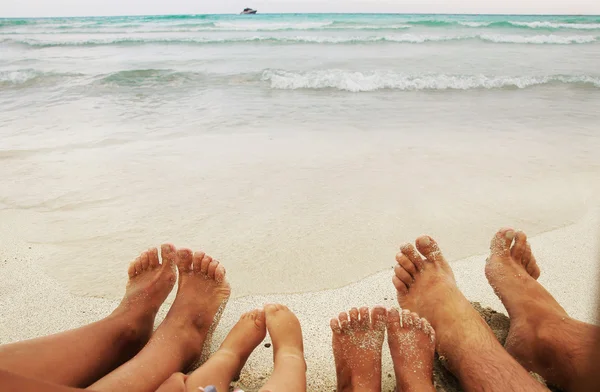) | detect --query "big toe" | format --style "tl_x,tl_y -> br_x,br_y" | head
371,306 -> 387,331
161,243 -> 177,268
176,248 -> 193,272
415,235 -> 445,264
386,308 -> 401,333
490,228 -> 515,258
